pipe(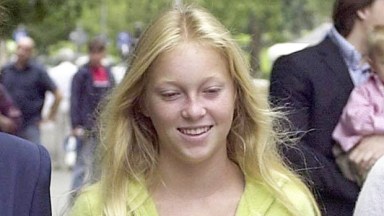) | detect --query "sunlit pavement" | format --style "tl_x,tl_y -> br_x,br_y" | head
41,121 -> 73,215
51,168 -> 72,216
